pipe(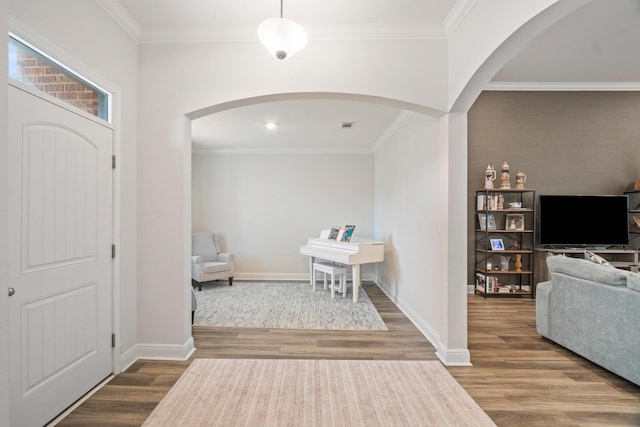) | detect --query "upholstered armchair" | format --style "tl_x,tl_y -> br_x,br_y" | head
191,232 -> 235,291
